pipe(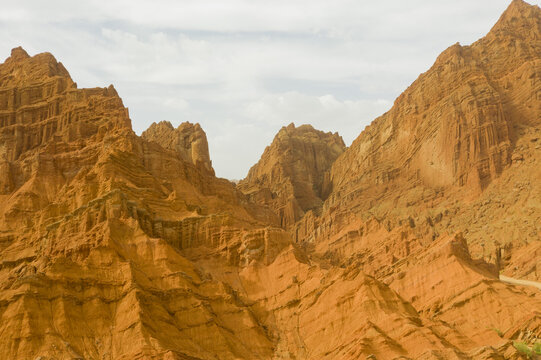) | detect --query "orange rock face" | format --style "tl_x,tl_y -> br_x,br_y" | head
330,0 -> 540,197
0,1 -> 540,359
316,0 -> 541,270
239,123 -> 345,228
142,120 -> 214,175
0,45 -> 283,359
